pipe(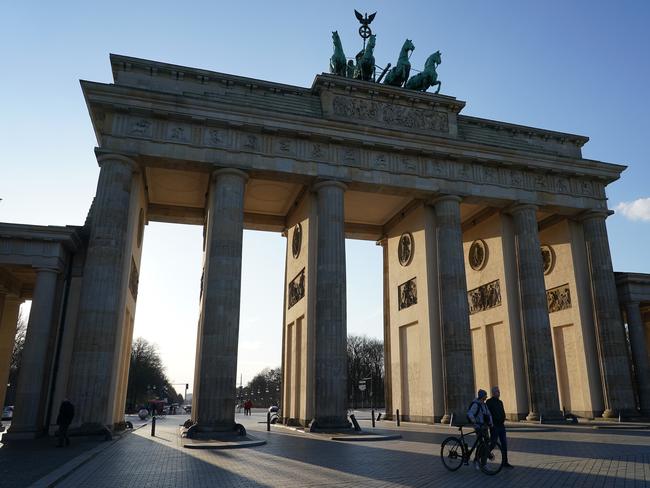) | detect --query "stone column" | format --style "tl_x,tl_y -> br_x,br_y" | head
10,267 -> 60,435
432,195 -> 475,423
312,180 -> 349,429
582,211 -> 636,416
510,204 -> 561,420
0,294 -> 21,414
379,238 -> 393,418
66,154 -> 137,430
624,301 -> 650,415
192,168 -> 247,434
